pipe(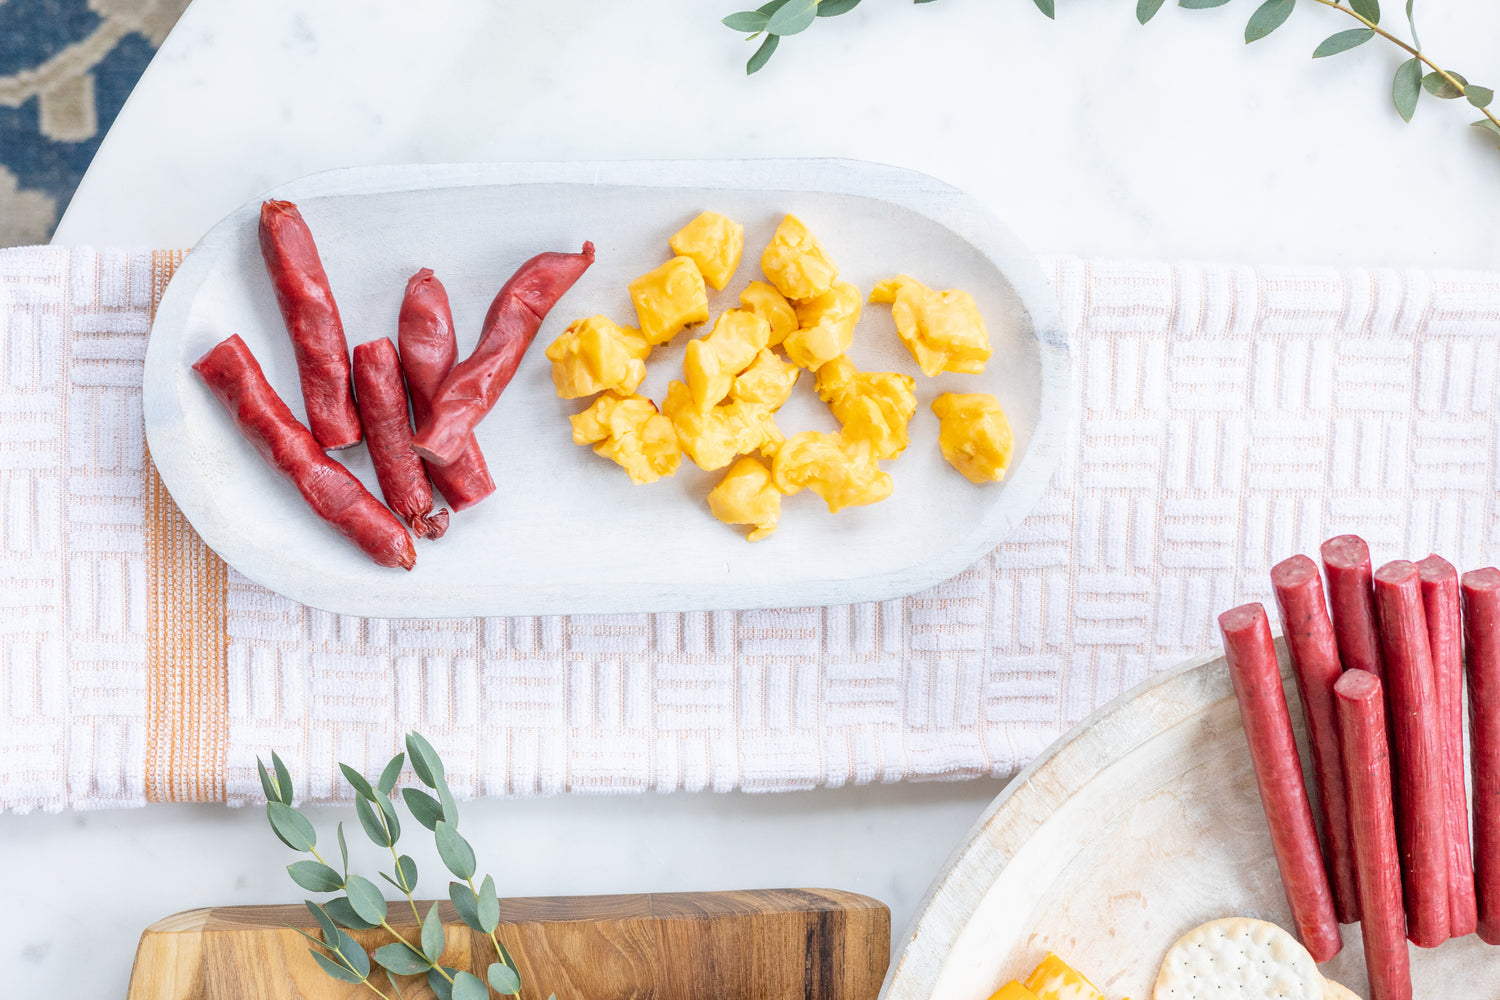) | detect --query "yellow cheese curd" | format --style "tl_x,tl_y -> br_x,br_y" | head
760,214 -> 839,301
628,256 -> 710,346
987,985 -> 1041,1000
784,279 -> 862,371
869,274 -> 991,377
931,392 -> 1014,484
706,455 -> 782,541
545,315 -> 650,399
682,308 -> 771,410
663,380 -> 781,471
739,280 -> 799,347
771,431 -> 892,513
570,391 -> 681,485
731,348 -> 800,410
1022,953 -> 1107,1000
815,356 -> 917,460
668,211 -> 745,291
